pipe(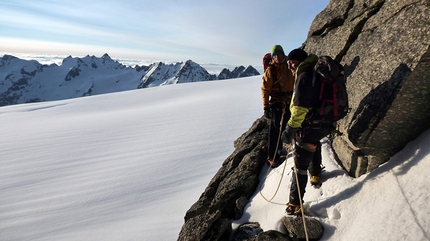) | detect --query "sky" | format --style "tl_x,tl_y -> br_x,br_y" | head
0,0 -> 330,67
0,75 -> 429,240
